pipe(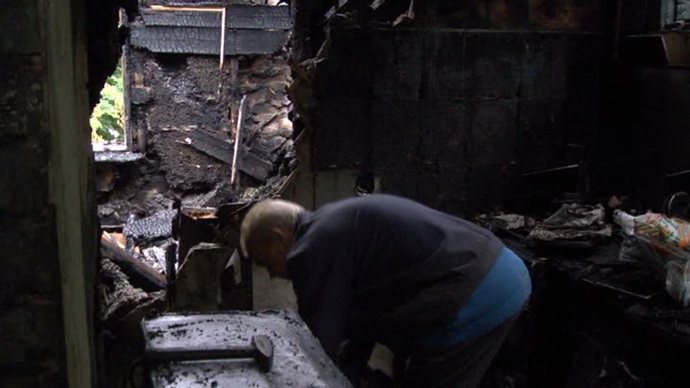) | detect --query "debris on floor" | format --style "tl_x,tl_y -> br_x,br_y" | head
95,9 -> 298,322
124,209 -> 176,244
527,204 -> 612,246
477,213 -> 533,232
171,204 -> 253,311
101,233 -> 167,292
170,243 -> 231,312
99,258 -> 165,325
99,258 -> 166,388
